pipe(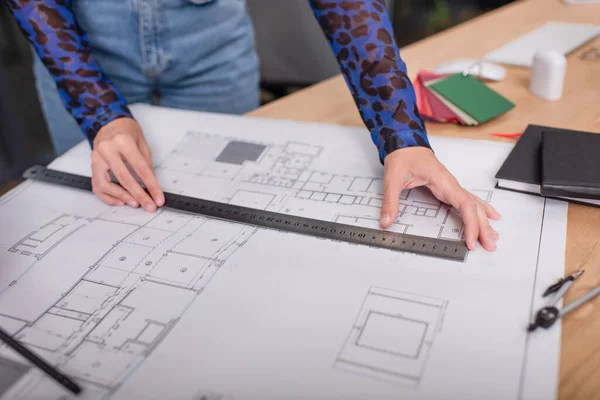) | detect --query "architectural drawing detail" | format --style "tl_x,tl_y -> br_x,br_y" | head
0,116 -> 553,400
335,287 -> 448,387
157,131 -> 491,243
9,214 -> 90,259
0,202 -> 256,398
